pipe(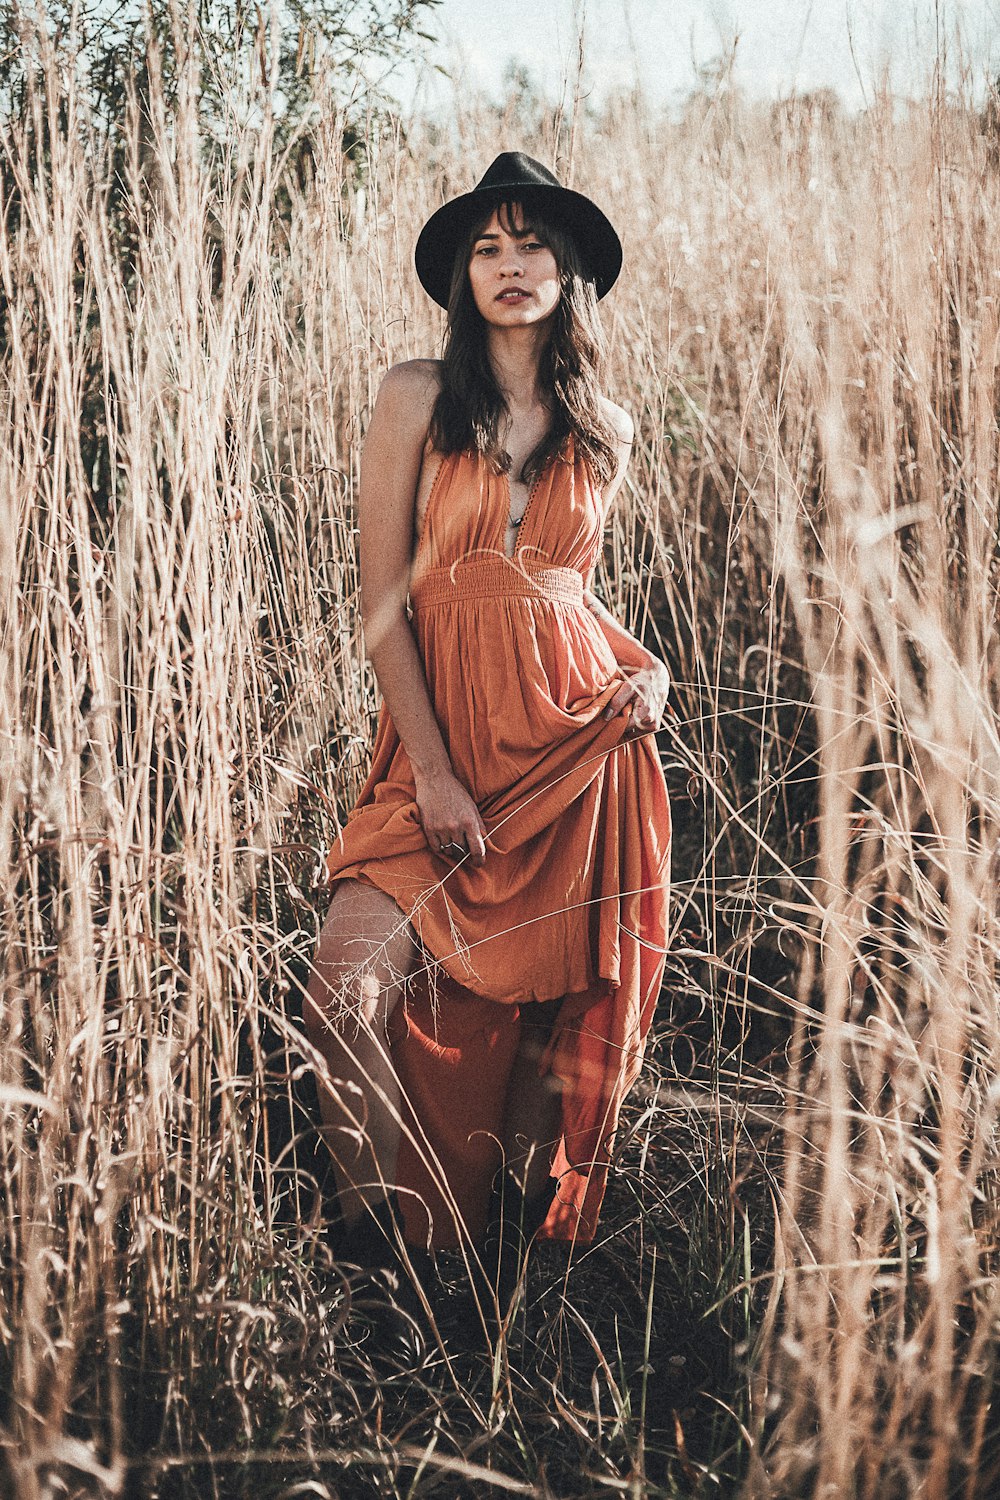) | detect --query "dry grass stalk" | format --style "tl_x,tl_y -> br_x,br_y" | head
1,8 -> 1000,1497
